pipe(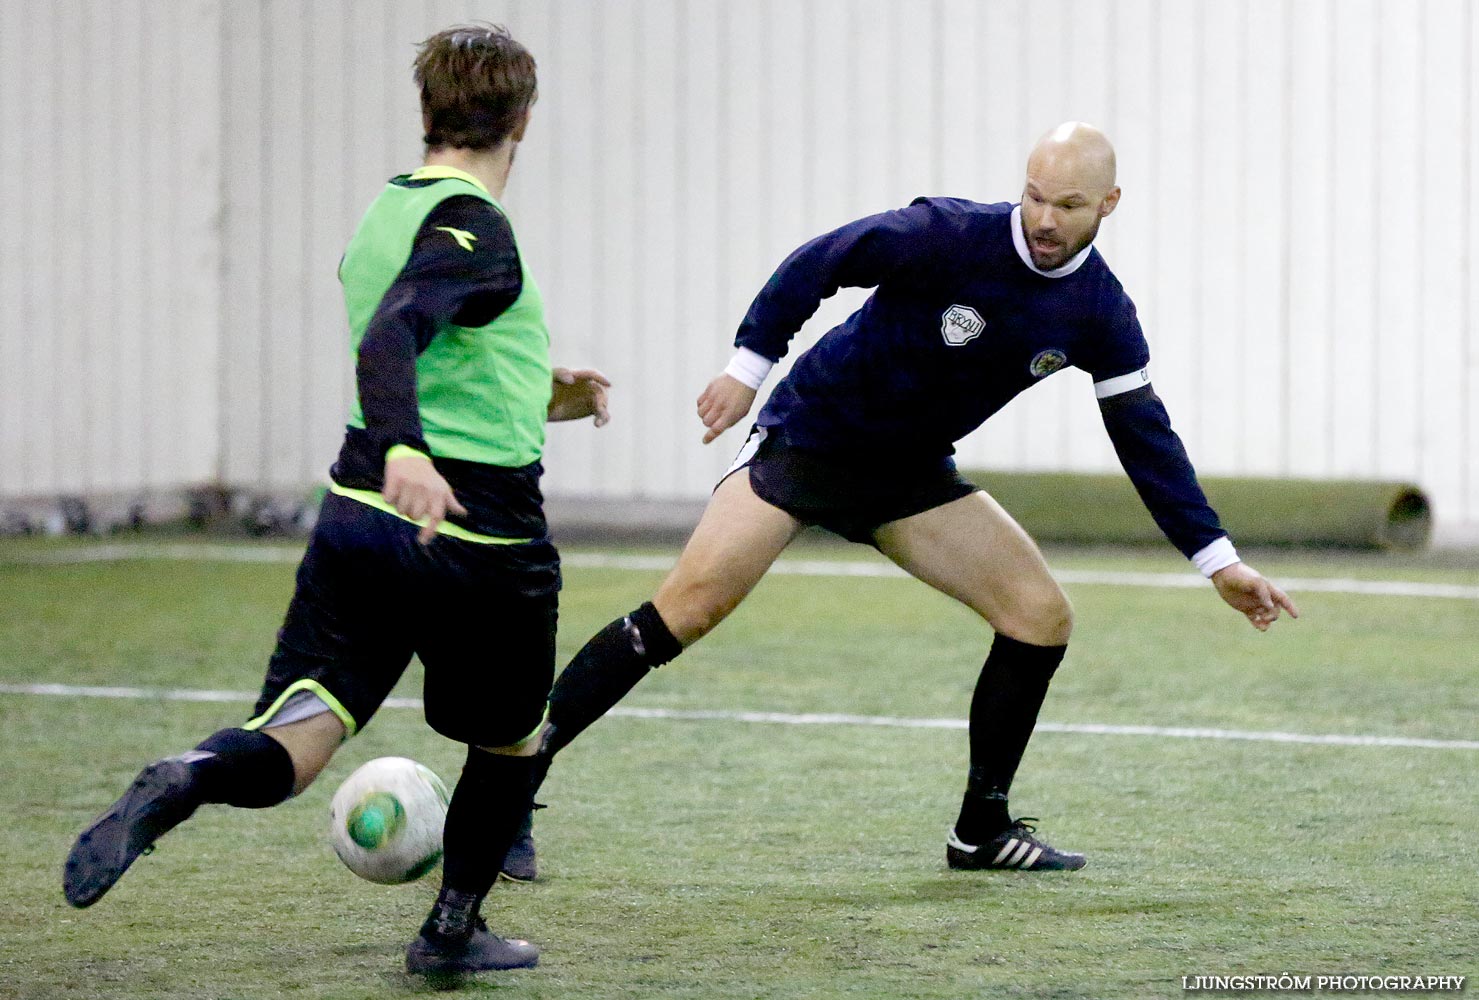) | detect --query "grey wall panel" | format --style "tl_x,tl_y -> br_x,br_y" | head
219,0 -> 267,489
167,0 -> 225,492
1329,0 -> 1381,485
1372,1 -> 1423,486
1240,0 -> 1294,479
0,1 -> 34,492
0,0 -> 221,500
1469,0 -> 1479,526
1417,0 -> 1470,522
